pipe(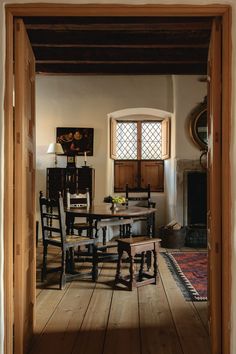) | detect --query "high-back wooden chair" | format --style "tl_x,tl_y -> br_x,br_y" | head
66,188 -> 95,236
125,184 -> 156,236
125,184 -> 155,208
66,188 -> 90,209
39,191 -> 98,289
